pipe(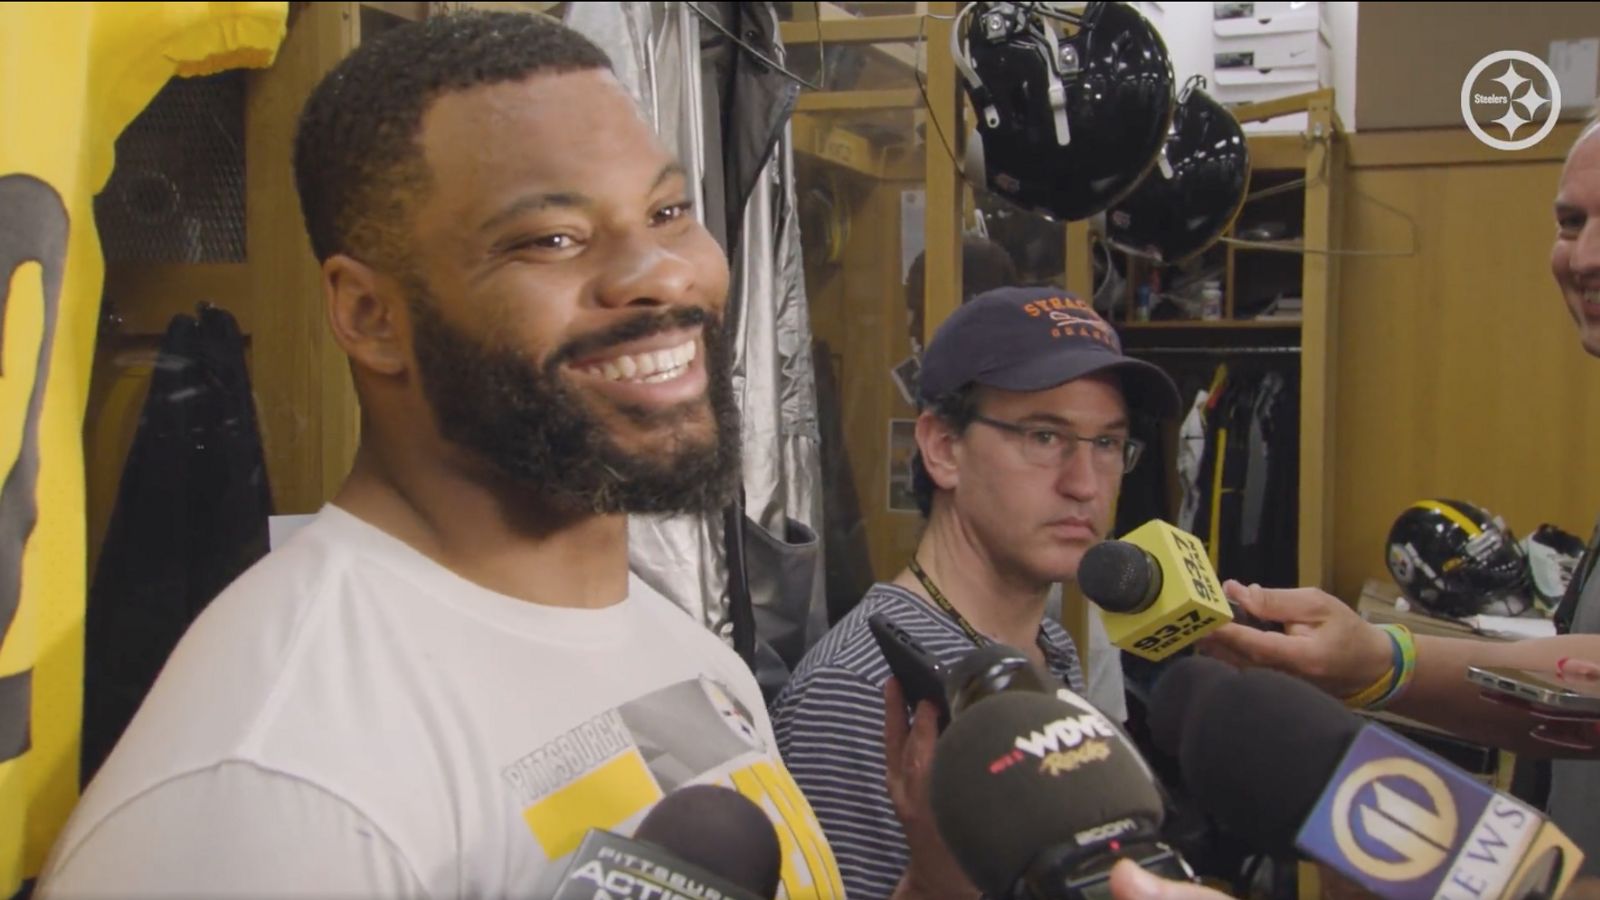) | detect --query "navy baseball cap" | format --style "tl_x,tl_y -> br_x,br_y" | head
918,286 -> 1181,417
